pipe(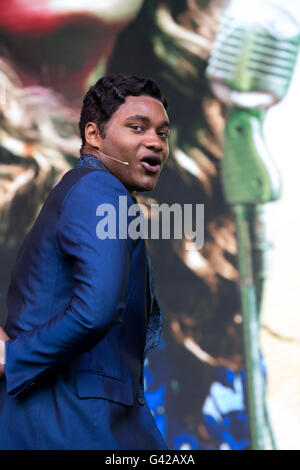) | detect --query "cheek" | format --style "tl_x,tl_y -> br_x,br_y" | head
109,130 -> 133,148
114,135 -> 141,155
104,135 -> 125,153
